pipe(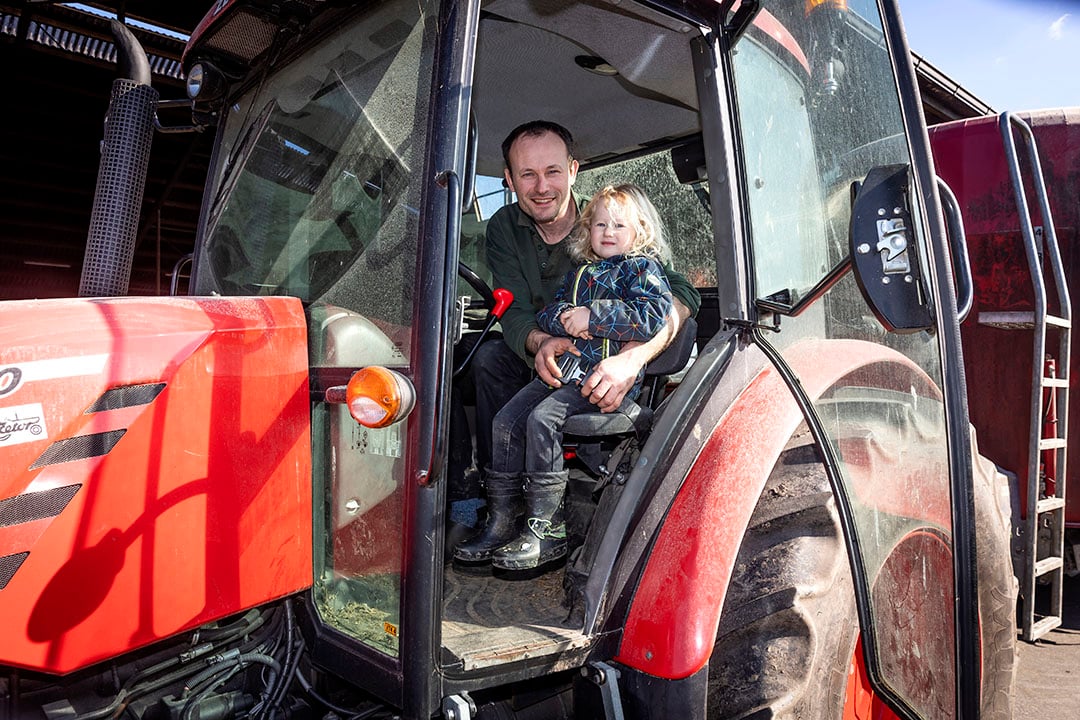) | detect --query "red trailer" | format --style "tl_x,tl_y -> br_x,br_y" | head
930,108 -> 1080,641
